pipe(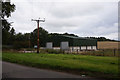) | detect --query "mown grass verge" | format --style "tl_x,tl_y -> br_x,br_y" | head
2,52 -> 119,78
